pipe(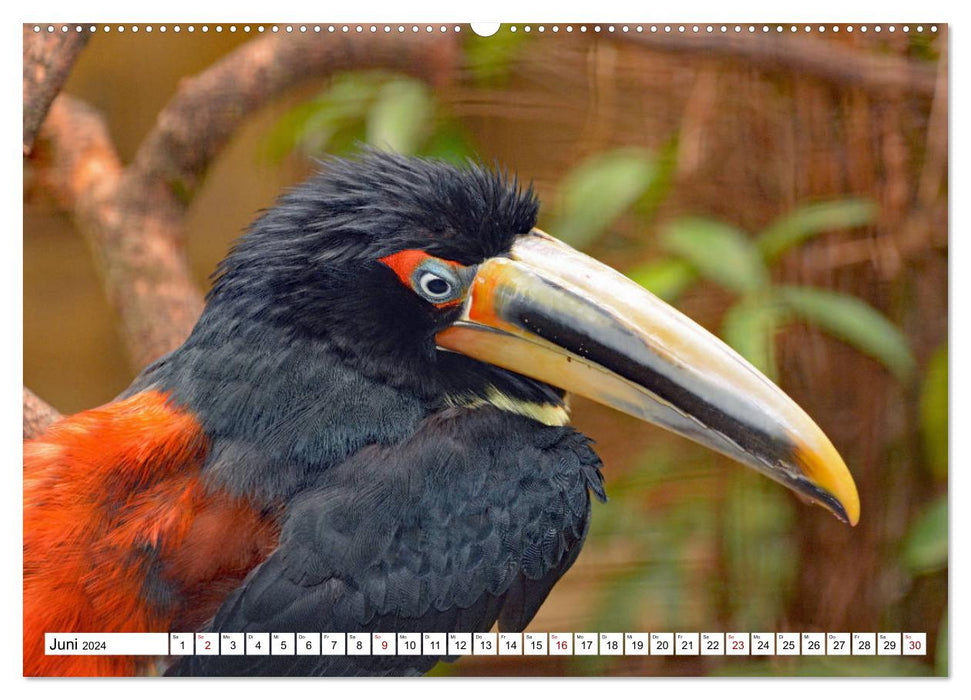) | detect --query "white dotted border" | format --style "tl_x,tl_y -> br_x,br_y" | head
30,24 -> 940,35
30,24 -> 464,34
